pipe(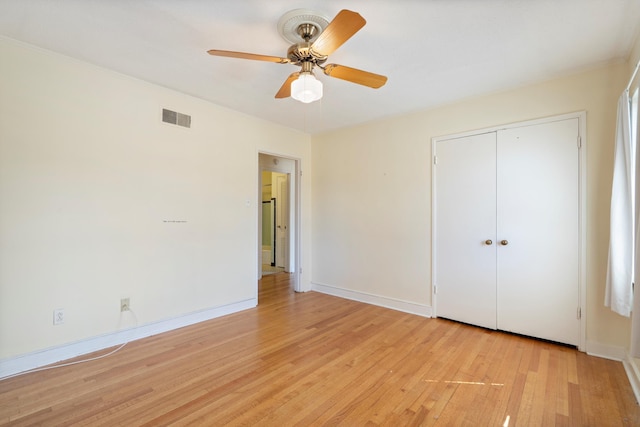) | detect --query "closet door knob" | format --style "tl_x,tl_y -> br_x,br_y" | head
501,240 -> 509,246
485,240 -> 493,245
